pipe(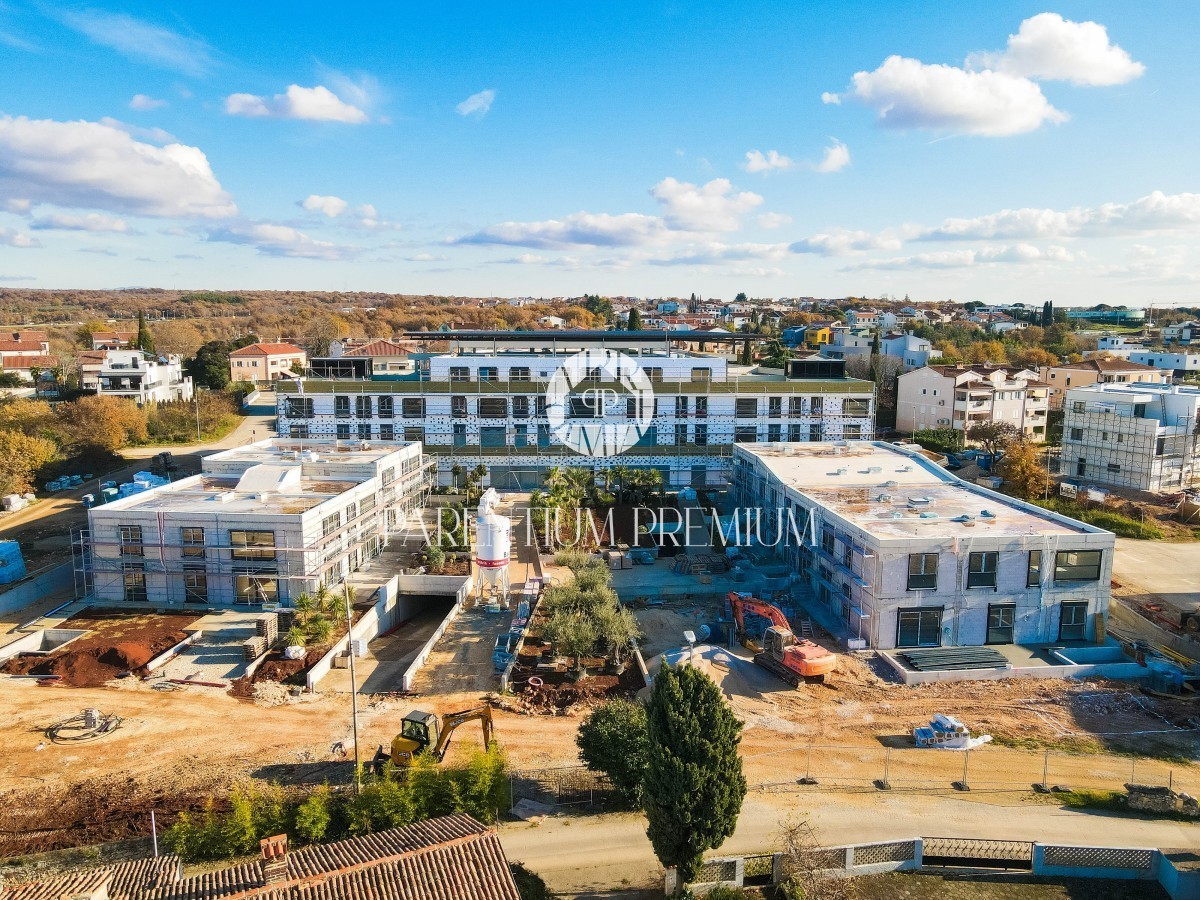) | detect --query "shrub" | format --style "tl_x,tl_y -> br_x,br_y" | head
576,700 -> 649,806
509,863 -> 553,900
293,786 -> 332,843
